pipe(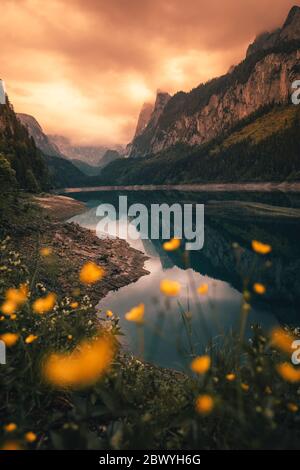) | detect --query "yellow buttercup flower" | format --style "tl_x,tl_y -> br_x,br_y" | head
25,334 -> 38,344
125,304 -> 144,324
4,423 -> 17,432
106,310 -> 113,318
277,363 -> 300,383
195,394 -> 214,415
163,238 -> 181,251
25,432 -> 37,443
1,300 -> 16,316
43,334 -> 115,389
40,247 -> 52,257
190,355 -> 211,374
241,383 -> 249,392
79,262 -> 105,284
253,283 -> 266,295
287,403 -> 299,413
226,373 -> 236,381
6,284 -> 28,306
0,440 -> 22,450
70,302 -> 79,309
252,240 -> 272,255
32,293 -> 56,314
197,284 -> 209,296
0,333 -> 19,347
270,327 -> 294,354
160,279 -> 181,297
